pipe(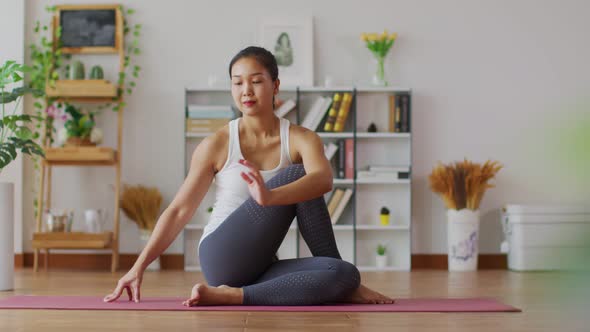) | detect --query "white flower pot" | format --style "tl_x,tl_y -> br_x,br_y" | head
139,229 -> 160,271
375,255 -> 388,269
0,182 -> 15,291
447,209 -> 480,271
